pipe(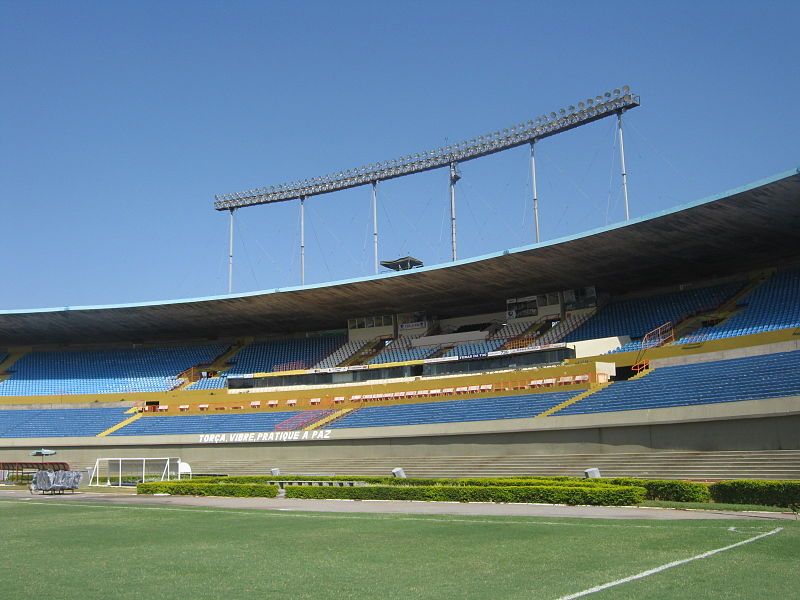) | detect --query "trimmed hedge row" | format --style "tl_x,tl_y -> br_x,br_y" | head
137,481 -> 278,498
709,480 -> 800,507
164,476 -> 799,507
285,484 -> 646,506
605,478 -> 711,502
181,475 -> 705,502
